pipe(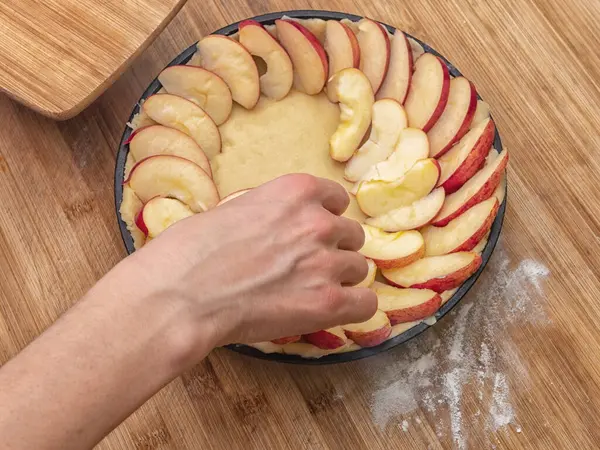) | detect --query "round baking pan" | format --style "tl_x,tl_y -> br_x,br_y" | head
114,10 -> 506,364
